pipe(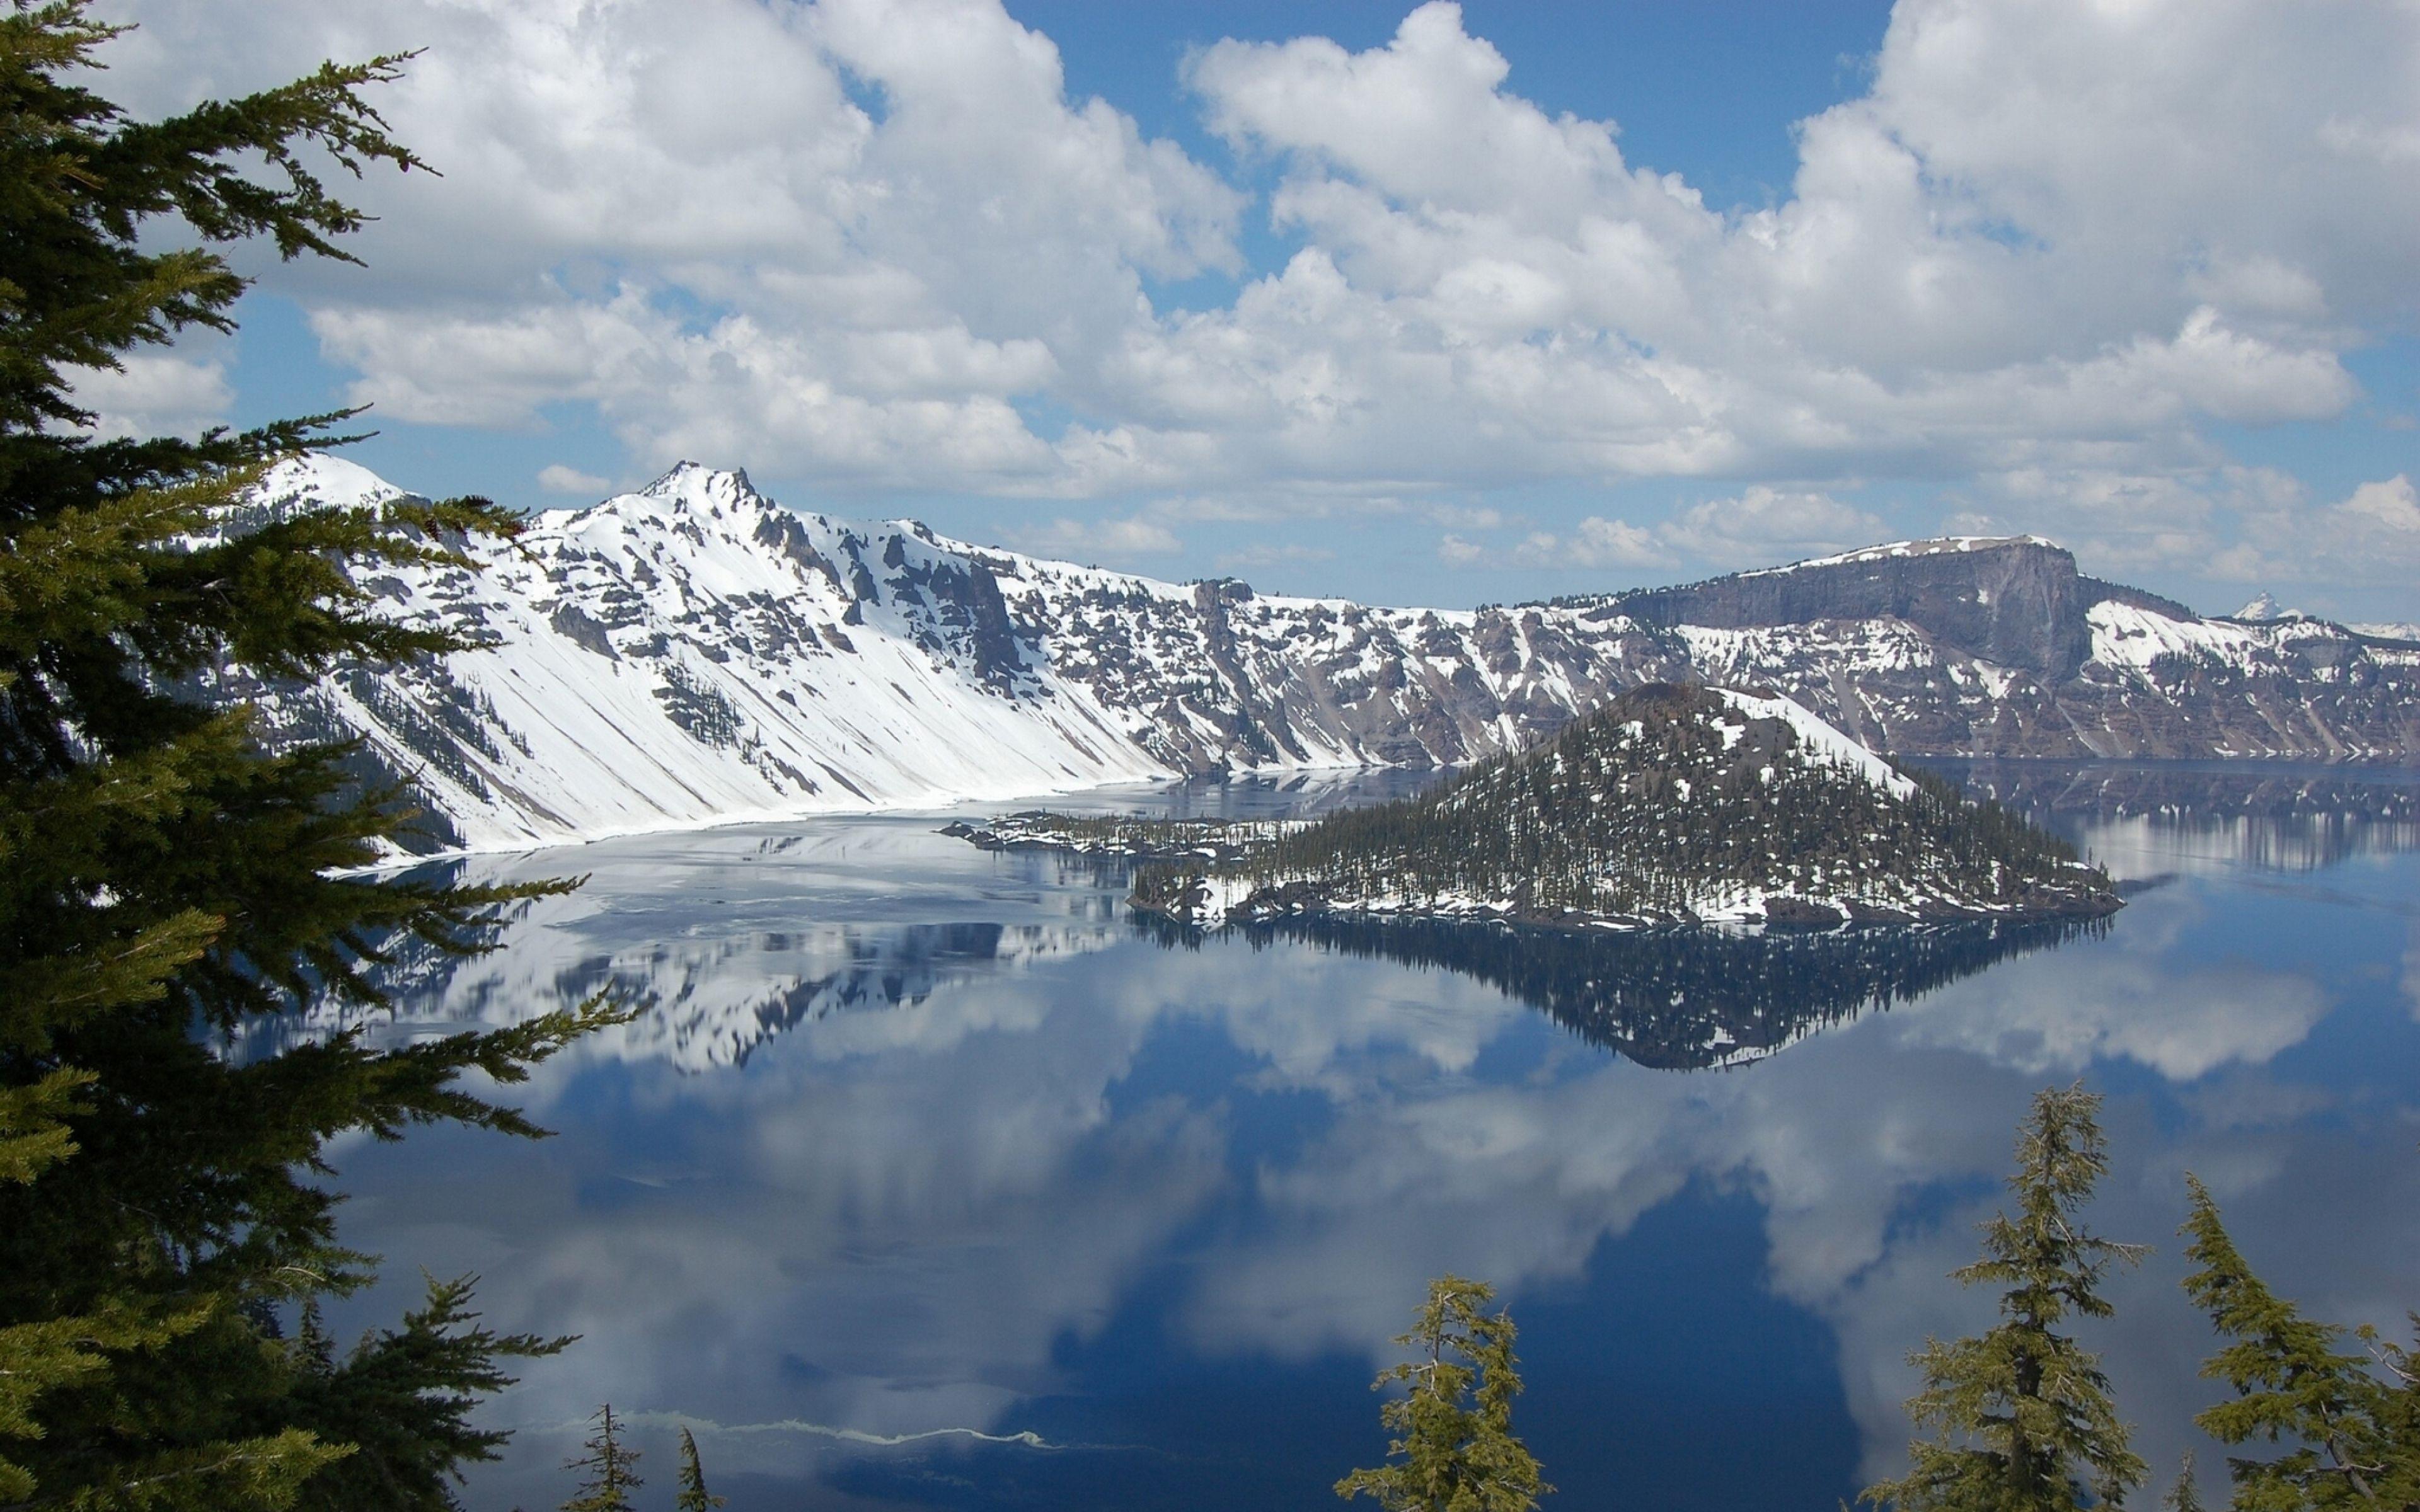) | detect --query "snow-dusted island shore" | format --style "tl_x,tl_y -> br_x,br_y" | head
959,685 -> 2121,934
